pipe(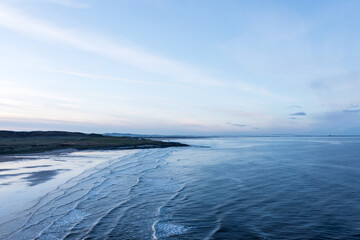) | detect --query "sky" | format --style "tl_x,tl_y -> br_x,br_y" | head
0,0 -> 360,135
